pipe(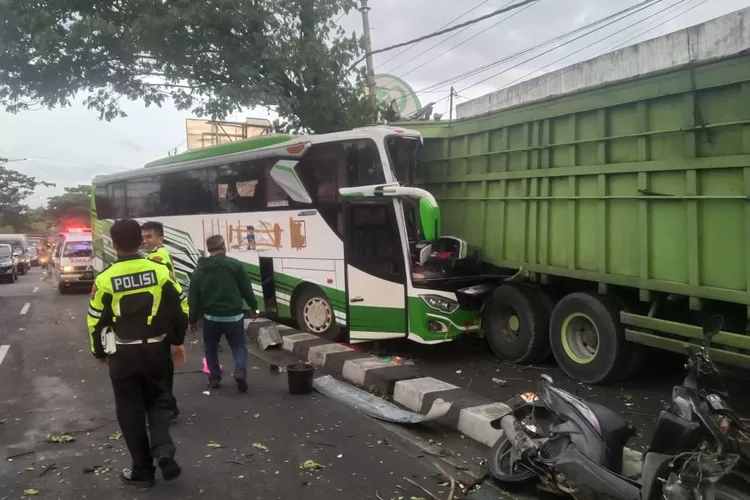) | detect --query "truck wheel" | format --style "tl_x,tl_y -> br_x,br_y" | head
549,292 -> 634,385
58,282 -> 67,295
483,284 -> 550,365
294,287 -> 343,342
